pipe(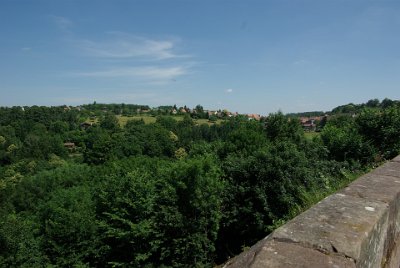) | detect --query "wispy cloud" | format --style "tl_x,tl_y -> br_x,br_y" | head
292,59 -> 309,66
225,88 -> 233,93
56,27 -> 192,84
77,33 -> 186,60
74,66 -> 187,82
21,47 -> 32,52
50,15 -> 73,30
